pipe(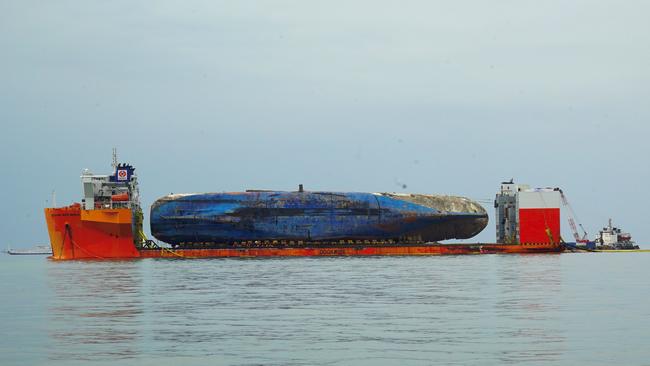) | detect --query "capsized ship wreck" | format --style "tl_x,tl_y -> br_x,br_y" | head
150,189 -> 489,246
44,157 -> 565,260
